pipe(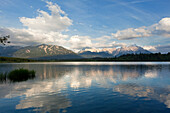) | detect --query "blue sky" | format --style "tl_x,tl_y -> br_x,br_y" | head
0,0 -> 170,52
